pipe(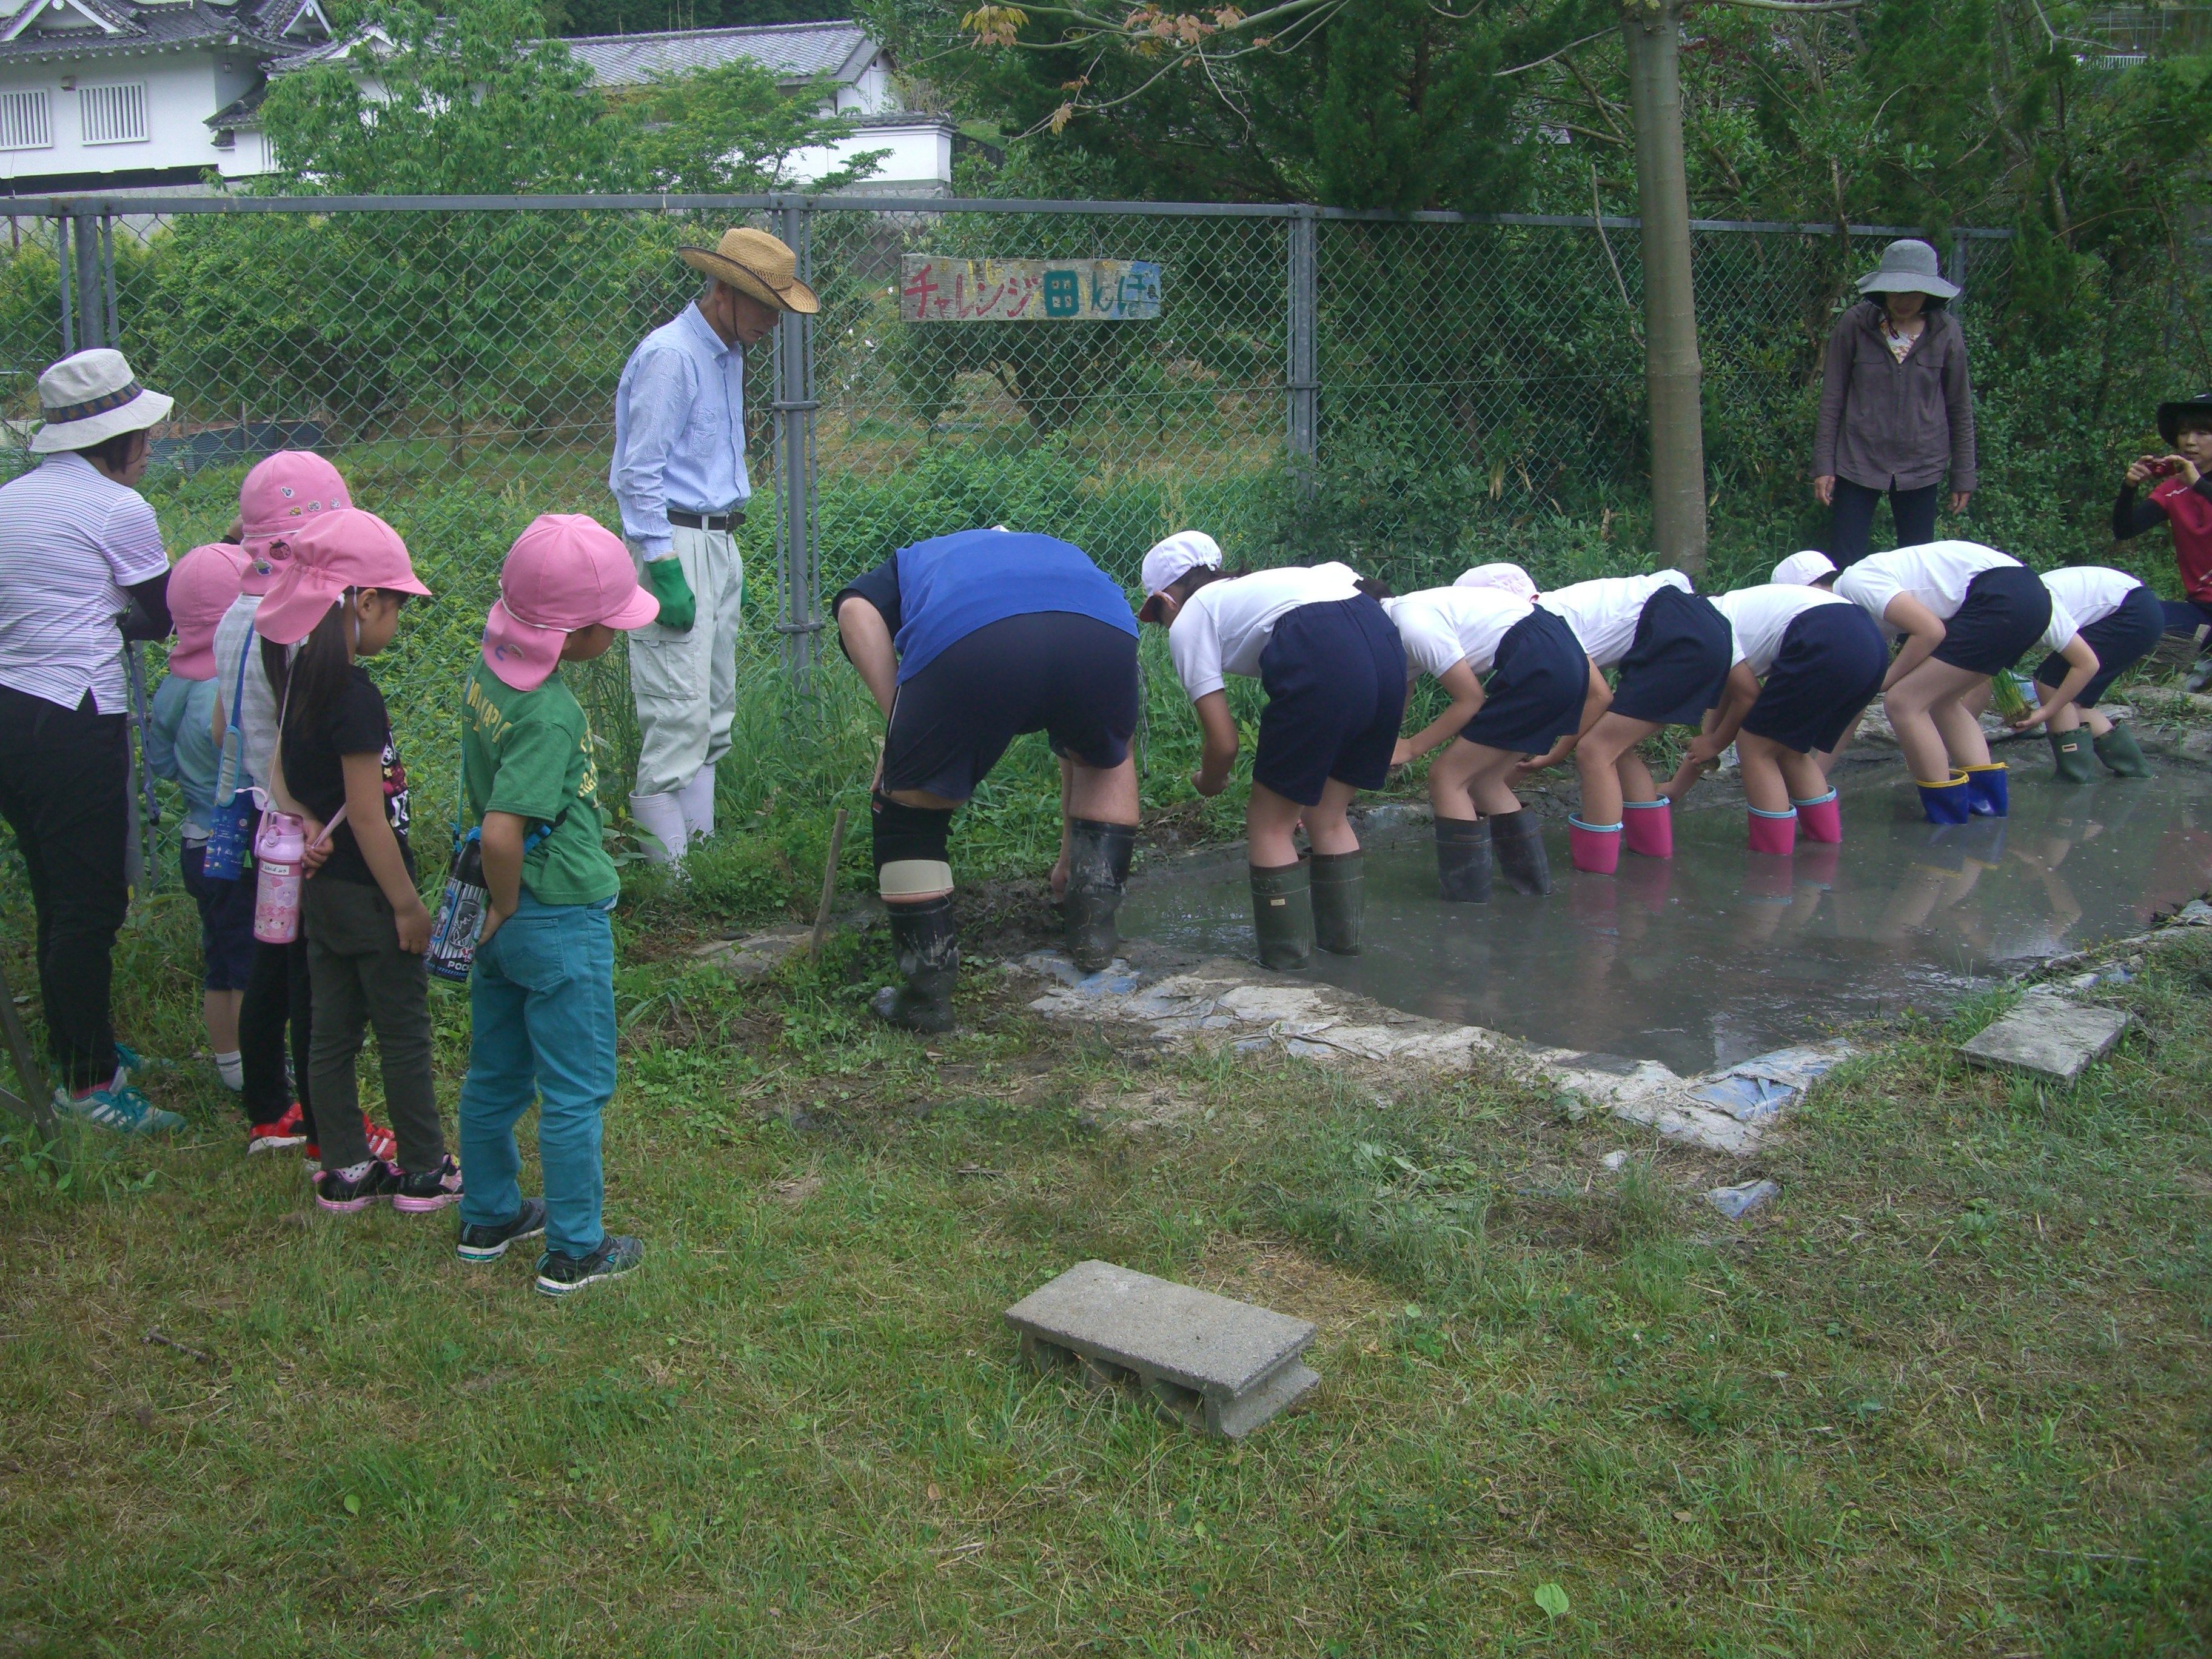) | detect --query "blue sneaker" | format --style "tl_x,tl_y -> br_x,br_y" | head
54,1080 -> 184,1134
535,1235 -> 644,1299
110,1043 -> 170,1082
